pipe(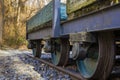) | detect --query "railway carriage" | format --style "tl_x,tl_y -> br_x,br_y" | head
26,0 -> 120,79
